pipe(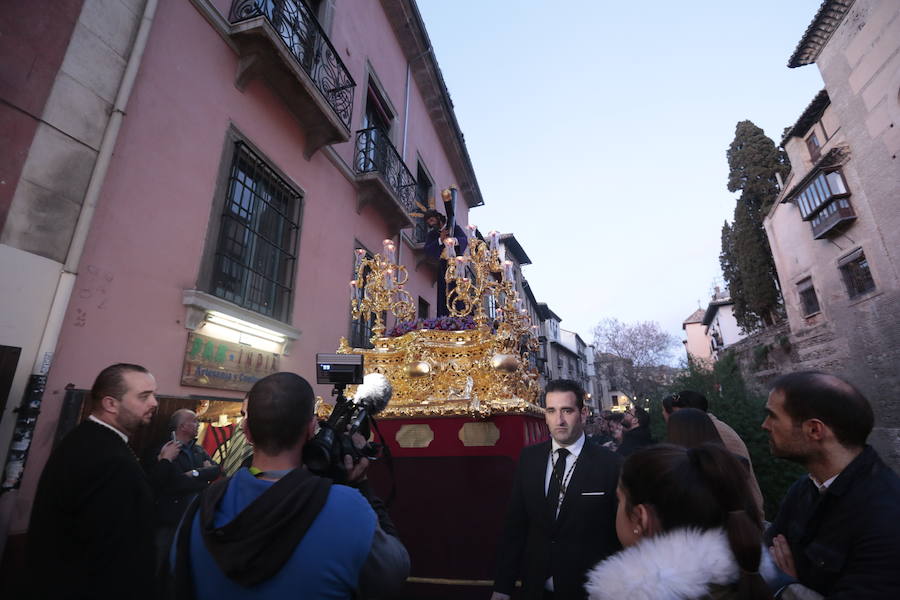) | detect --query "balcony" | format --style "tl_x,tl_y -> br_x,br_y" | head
228,0 -> 355,158
811,199 -> 856,239
355,127 -> 416,230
